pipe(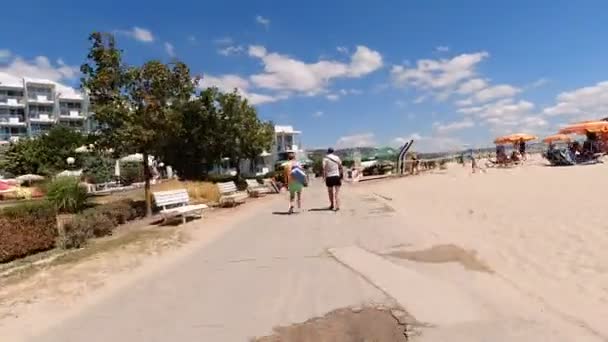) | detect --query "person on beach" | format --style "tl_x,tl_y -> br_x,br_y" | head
519,139 -> 527,160
323,148 -> 343,211
284,152 -> 305,214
